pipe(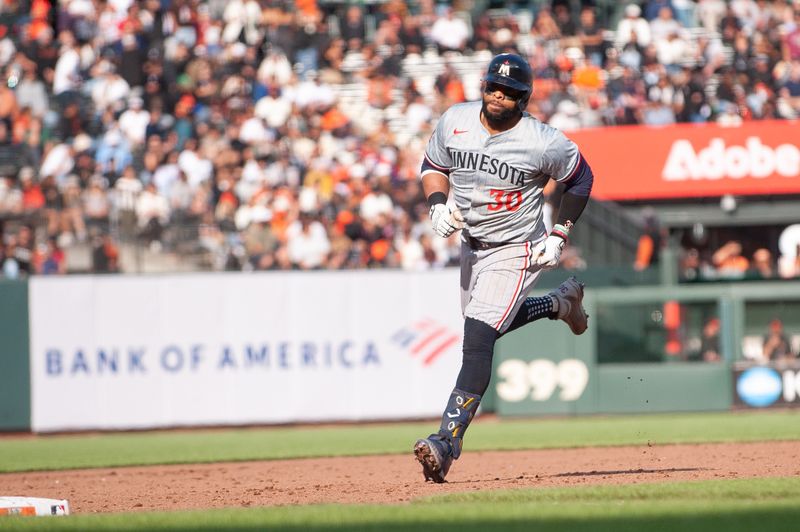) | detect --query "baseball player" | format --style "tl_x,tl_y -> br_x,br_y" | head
414,53 -> 594,483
